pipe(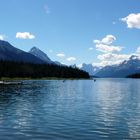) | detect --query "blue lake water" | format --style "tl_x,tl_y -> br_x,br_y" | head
0,79 -> 140,140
